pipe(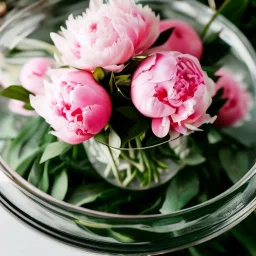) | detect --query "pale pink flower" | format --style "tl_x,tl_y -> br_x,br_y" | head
147,20 -> 203,59
0,64 -> 37,116
50,0 -> 159,72
131,52 -> 216,138
20,57 -> 54,95
30,69 -> 112,144
8,100 -> 37,117
215,69 -> 253,127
